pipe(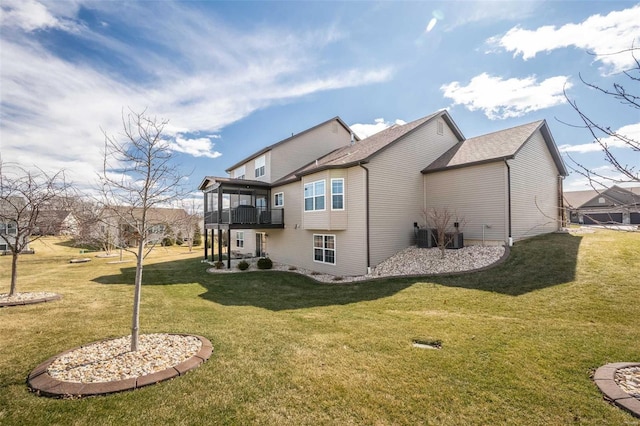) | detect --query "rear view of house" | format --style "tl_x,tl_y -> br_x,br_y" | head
200,110 -> 568,276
